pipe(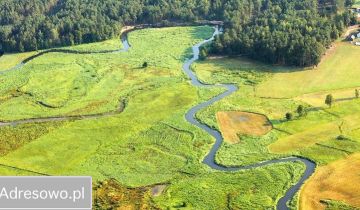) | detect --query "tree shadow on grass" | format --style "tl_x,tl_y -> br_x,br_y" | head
335,97 -> 357,103
196,54 -> 309,74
